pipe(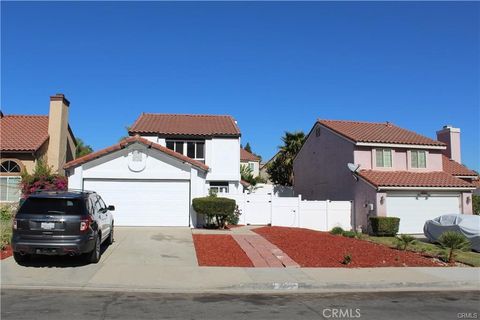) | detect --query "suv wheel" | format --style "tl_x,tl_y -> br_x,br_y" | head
85,234 -> 101,264
13,252 -> 30,264
107,223 -> 114,245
